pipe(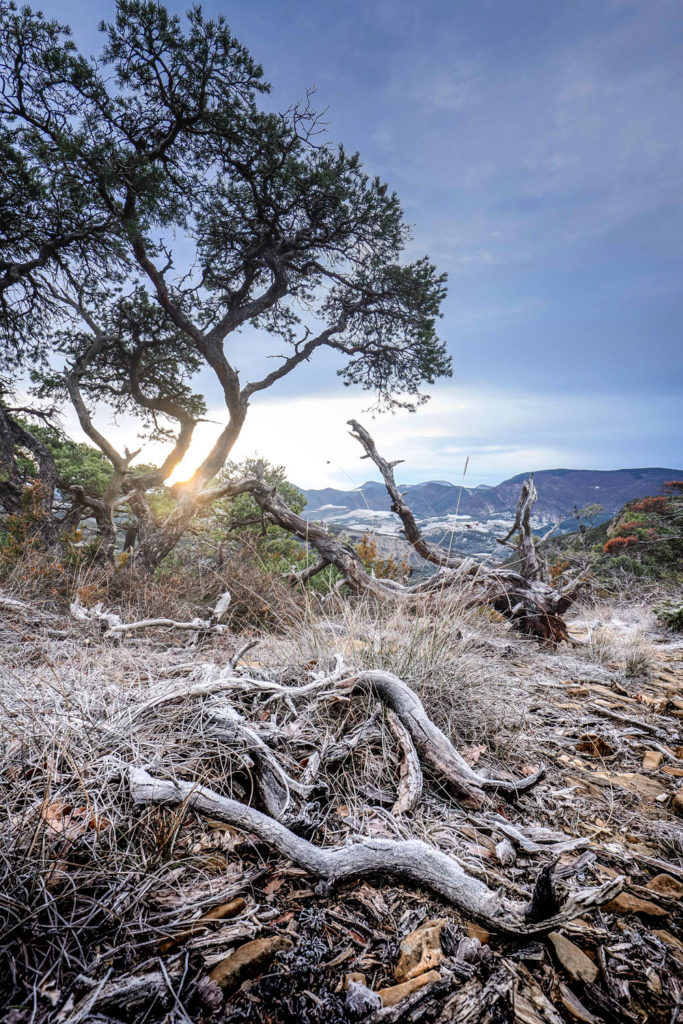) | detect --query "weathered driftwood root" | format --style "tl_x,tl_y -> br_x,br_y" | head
386,709 -> 423,815
344,670 -> 545,807
347,419 -> 584,641
129,768 -> 622,934
208,704 -> 317,821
